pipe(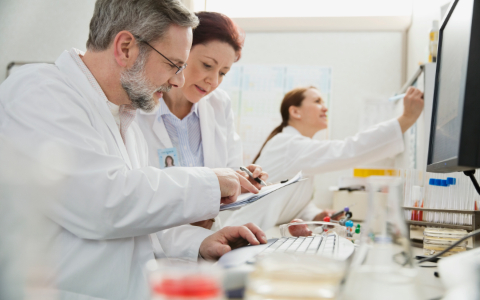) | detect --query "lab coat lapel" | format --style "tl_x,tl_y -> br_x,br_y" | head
198,99 -> 216,167
153,113 -> 173,149
55,51 -> 133,170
